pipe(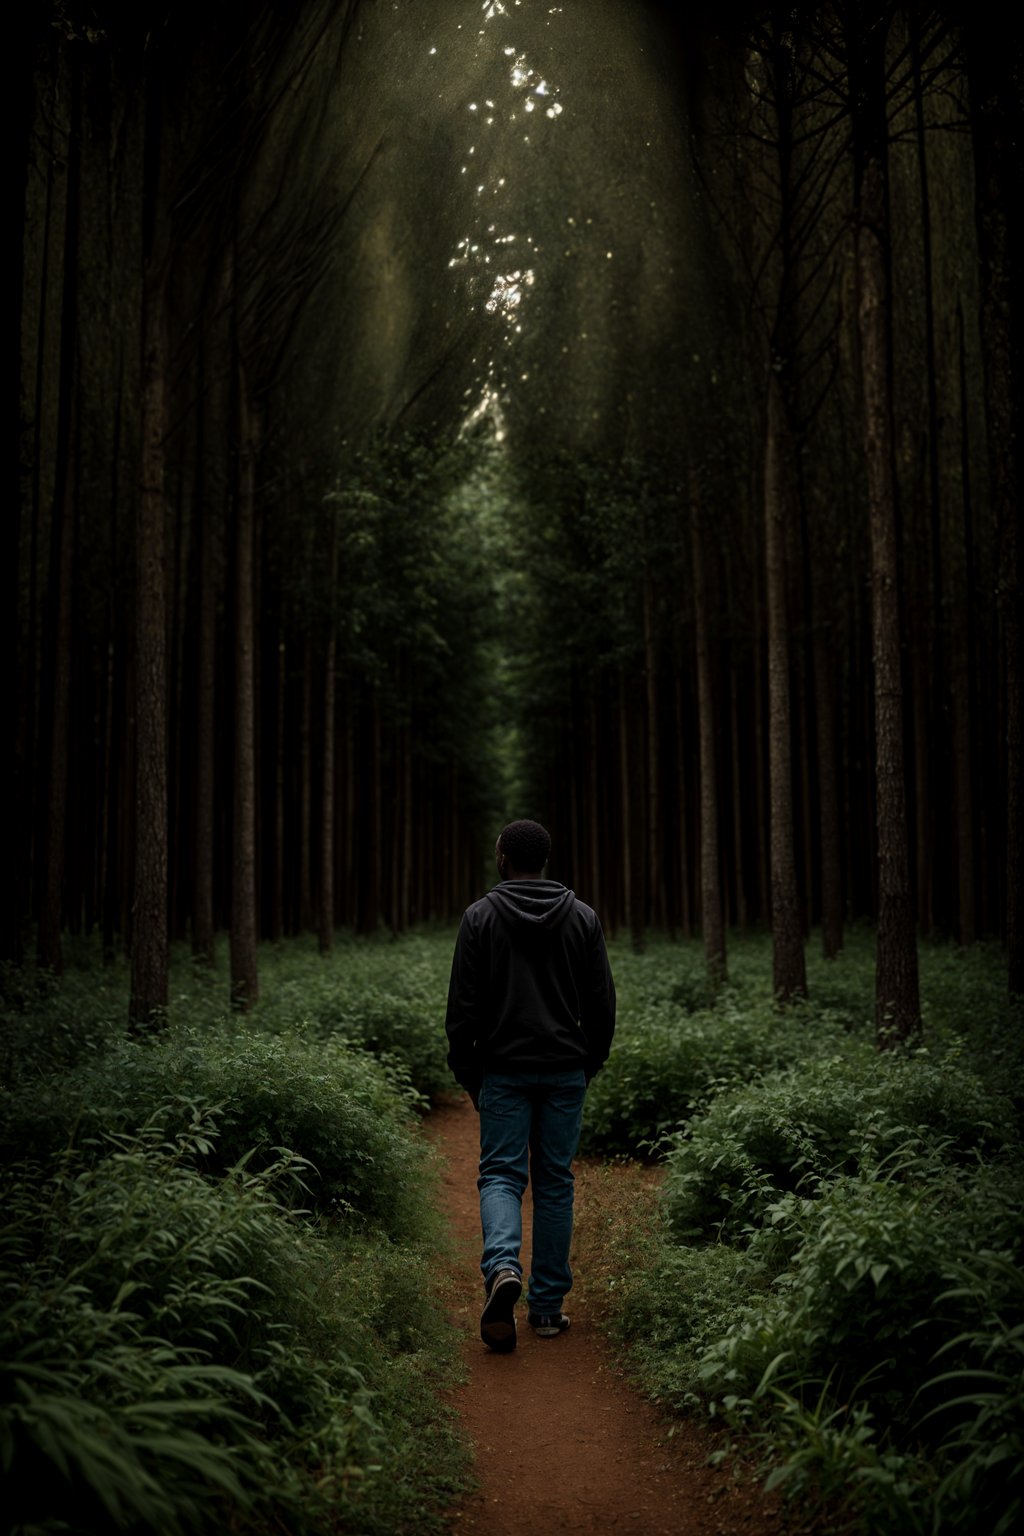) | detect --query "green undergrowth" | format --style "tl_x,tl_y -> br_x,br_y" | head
0,940 -> 468,1536
583,933 -> 1021,1535
2,926 -> 1017,1534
